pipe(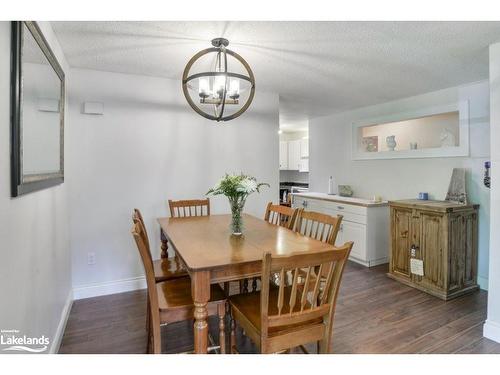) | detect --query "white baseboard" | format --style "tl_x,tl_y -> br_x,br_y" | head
73,276 -> 146,300
50,289 -> 73,354
484,320 -> 500,343
478,276 -> 489,291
